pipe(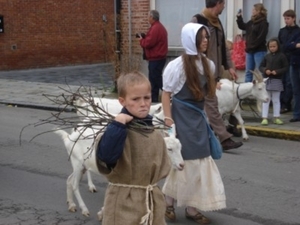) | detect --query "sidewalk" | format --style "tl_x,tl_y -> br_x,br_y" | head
0,64 -> 299,141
